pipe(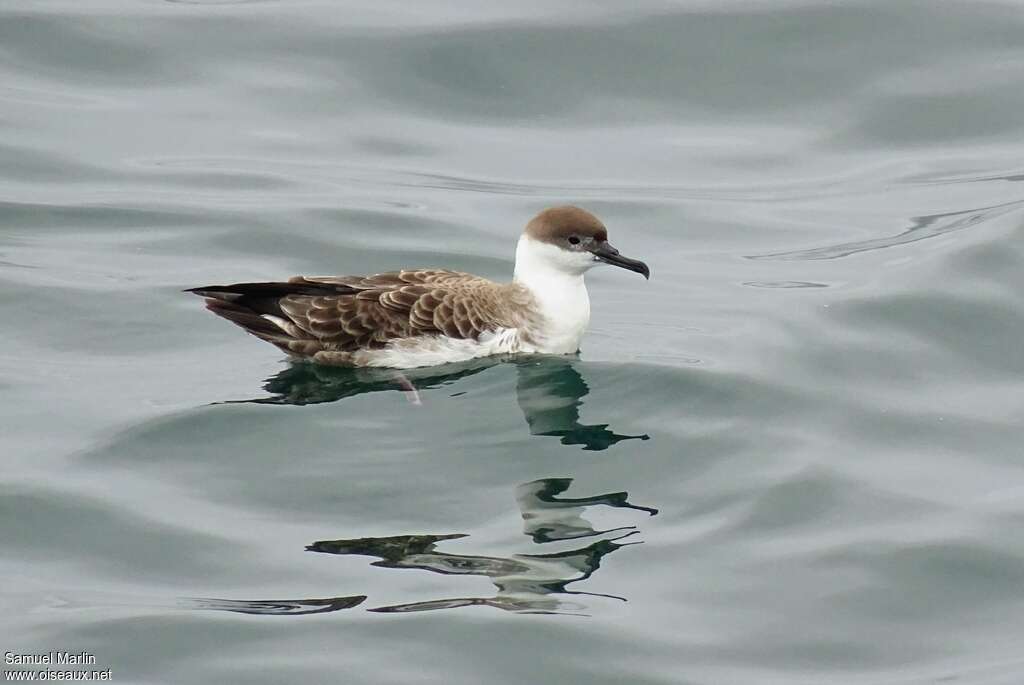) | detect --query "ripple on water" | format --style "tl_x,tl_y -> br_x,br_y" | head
746,197 -> 1024,261
742,280 -> 829,289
